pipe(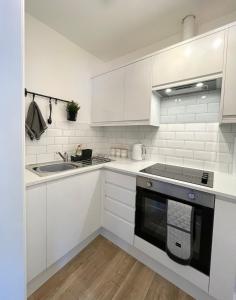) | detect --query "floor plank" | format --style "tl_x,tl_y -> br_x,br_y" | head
112,261 -> 155,300
28,235 -> 194,300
